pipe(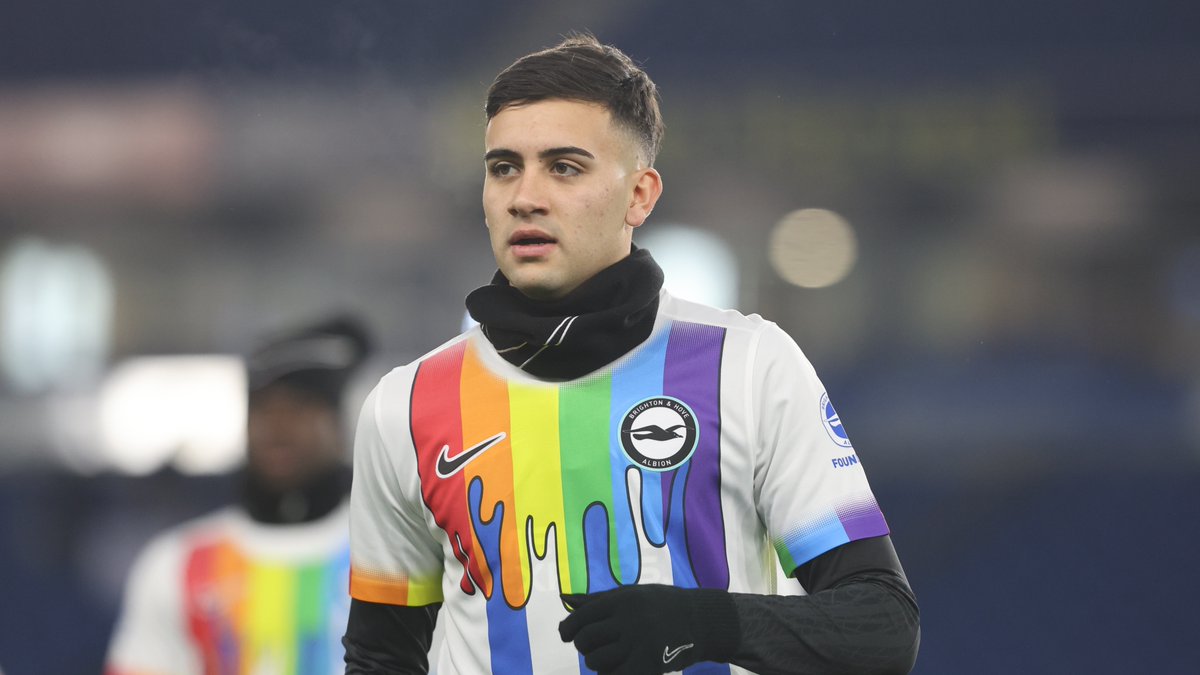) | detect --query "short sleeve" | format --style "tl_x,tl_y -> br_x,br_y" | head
348,380 -> 445,607
105,533 -> 199,674
751,323 -> 890,575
